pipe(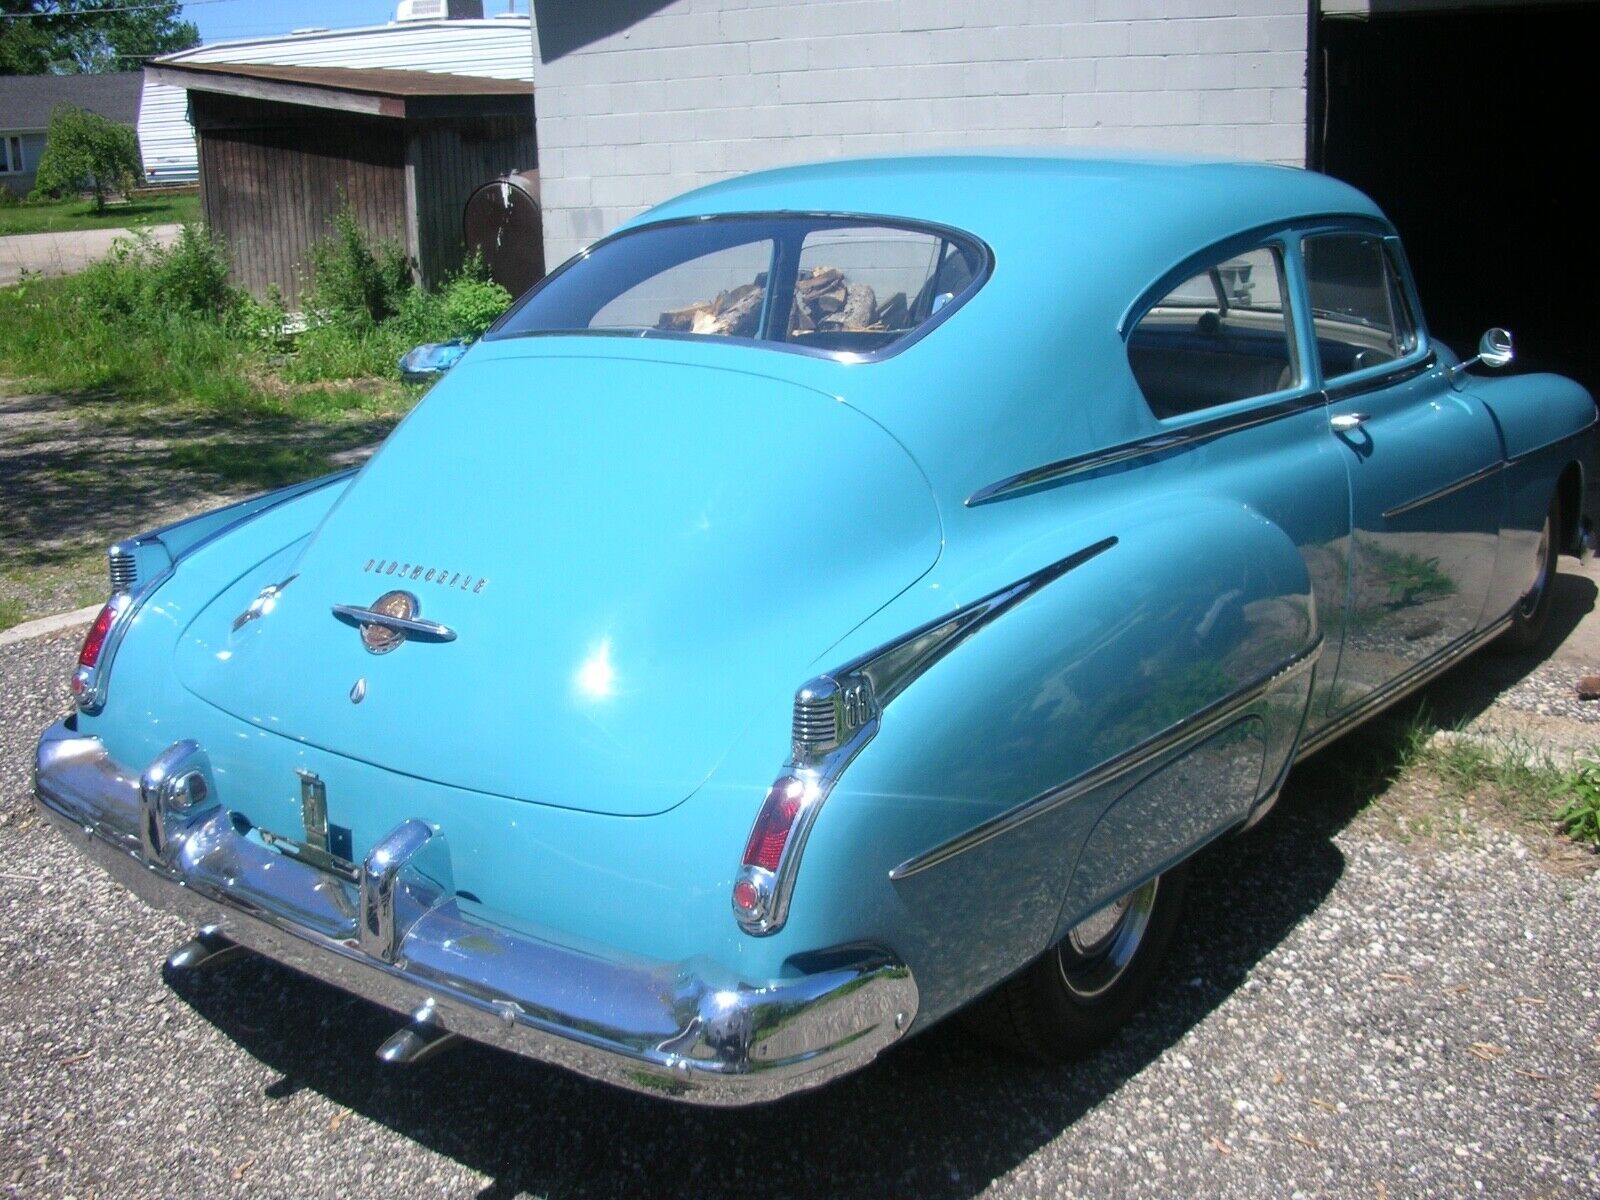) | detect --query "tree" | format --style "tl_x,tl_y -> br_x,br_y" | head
0,1 -> 198,75
32,104 -> 140,210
